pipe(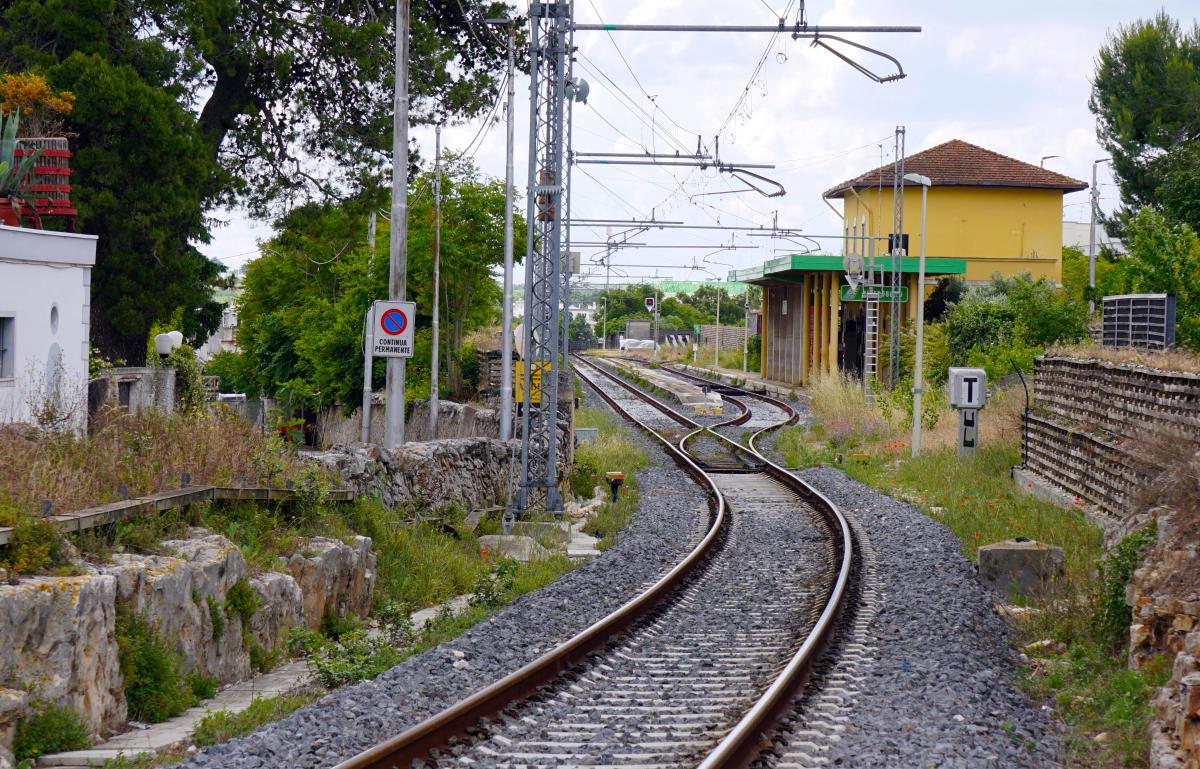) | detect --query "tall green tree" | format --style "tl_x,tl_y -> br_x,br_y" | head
1118,207 -> 1200,348
233,158 -> 523,409
1091,13 -> 1200,232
